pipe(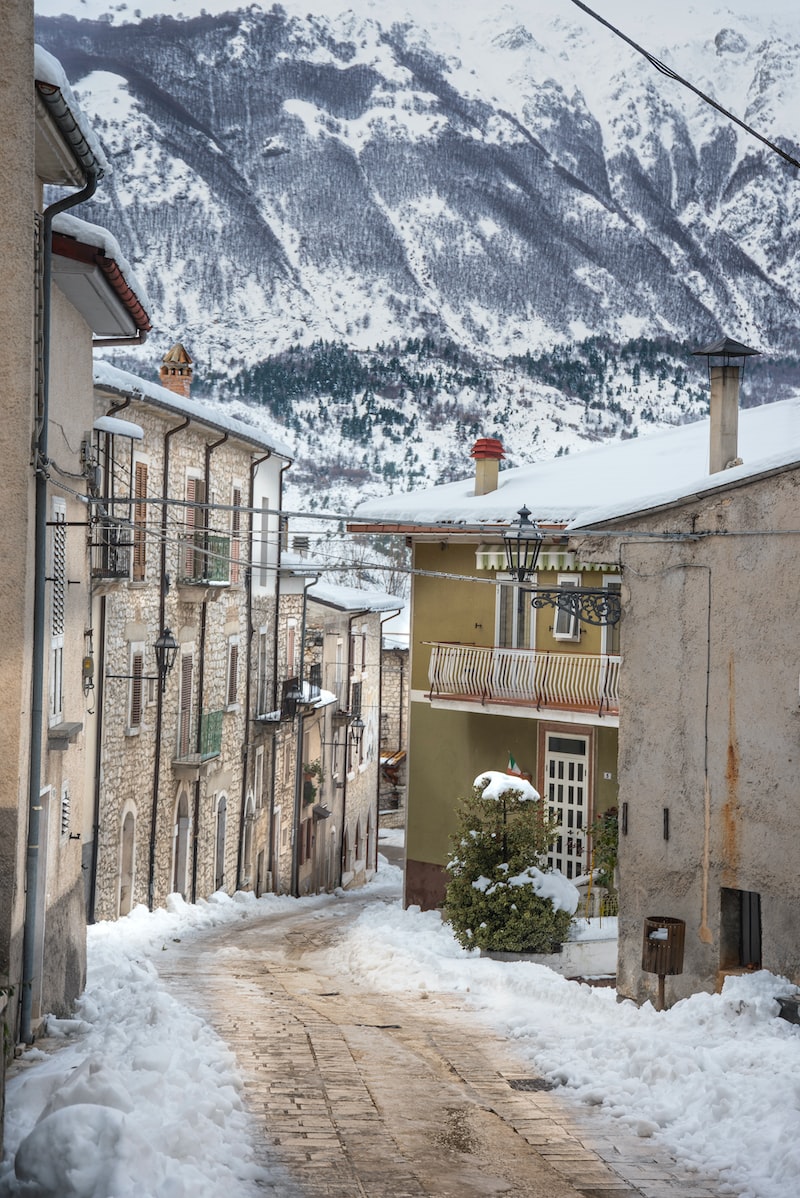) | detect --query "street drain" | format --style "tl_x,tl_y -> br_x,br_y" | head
508,1077 -> 555,1092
